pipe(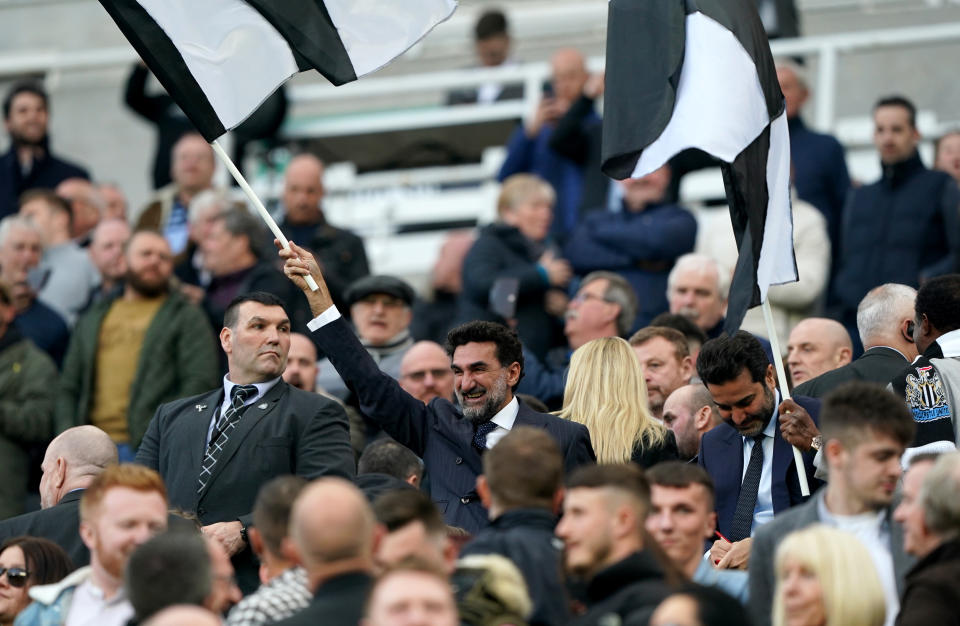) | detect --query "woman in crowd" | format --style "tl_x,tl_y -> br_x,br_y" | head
773,525 -> 885,626
0,536 -> 73,626
651,584 -> 753,626
555,336 -> 677,466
